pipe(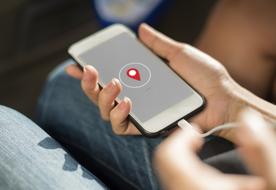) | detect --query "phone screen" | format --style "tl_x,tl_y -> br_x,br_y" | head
78,33 -> 194,122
